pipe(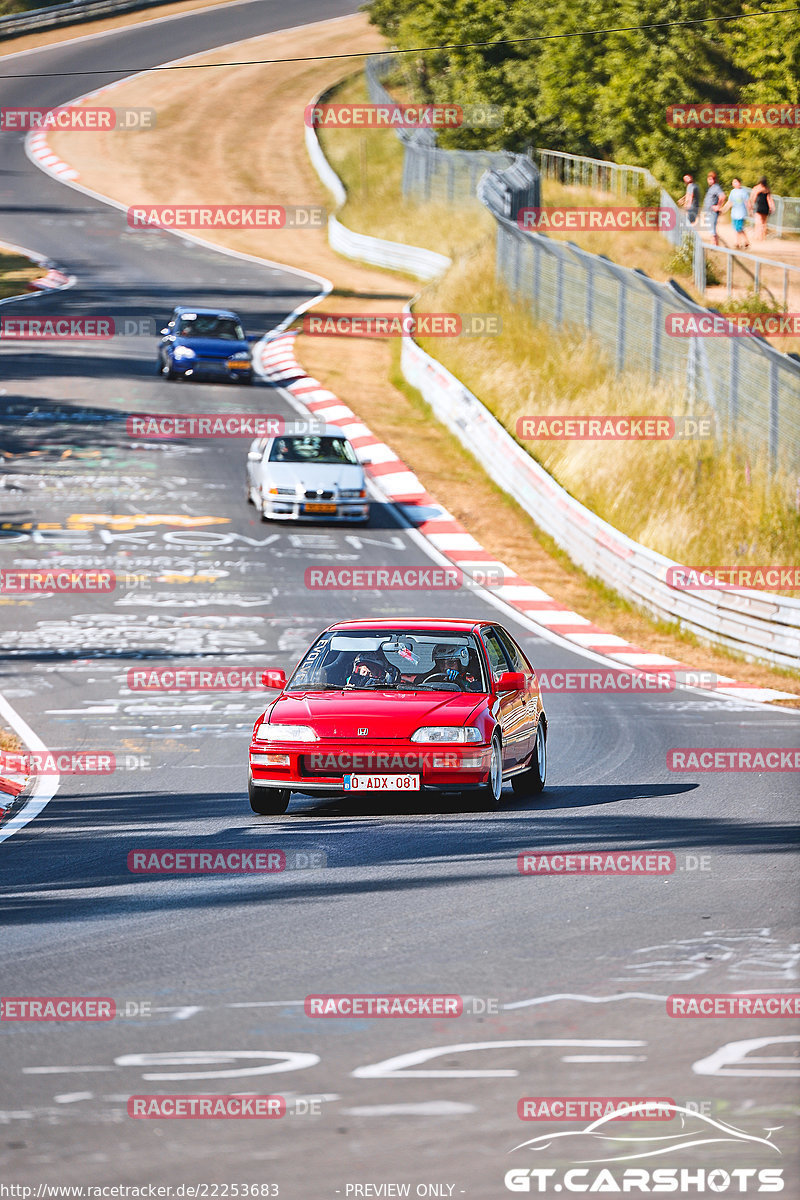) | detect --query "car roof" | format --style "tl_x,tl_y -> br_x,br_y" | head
172,306 -> 240,320
326,618 -> 491,632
